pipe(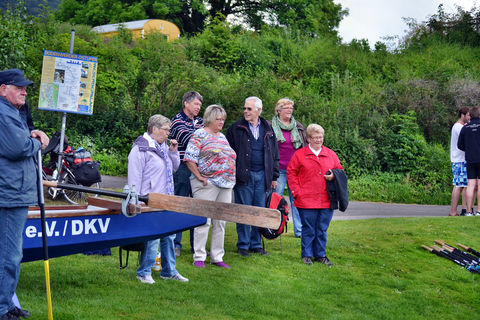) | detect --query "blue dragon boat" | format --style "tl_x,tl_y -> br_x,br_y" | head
22,203 -> 206,262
